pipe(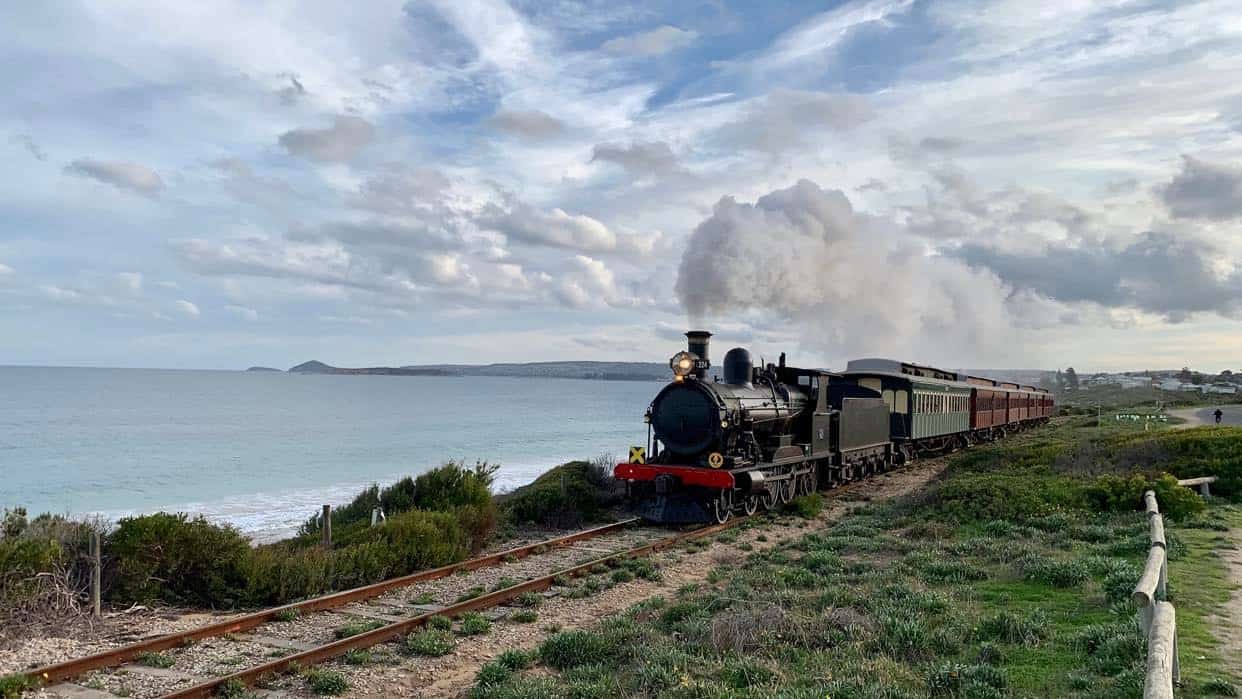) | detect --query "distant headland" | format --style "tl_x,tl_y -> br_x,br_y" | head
247,359 -> 667,381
